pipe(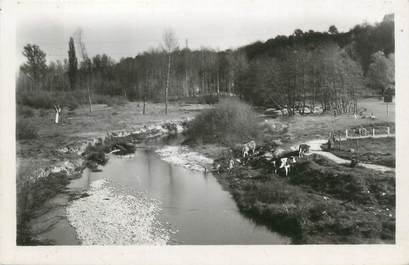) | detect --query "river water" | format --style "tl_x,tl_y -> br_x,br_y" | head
34,145 -> 290,245
72,147 -> 291,245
